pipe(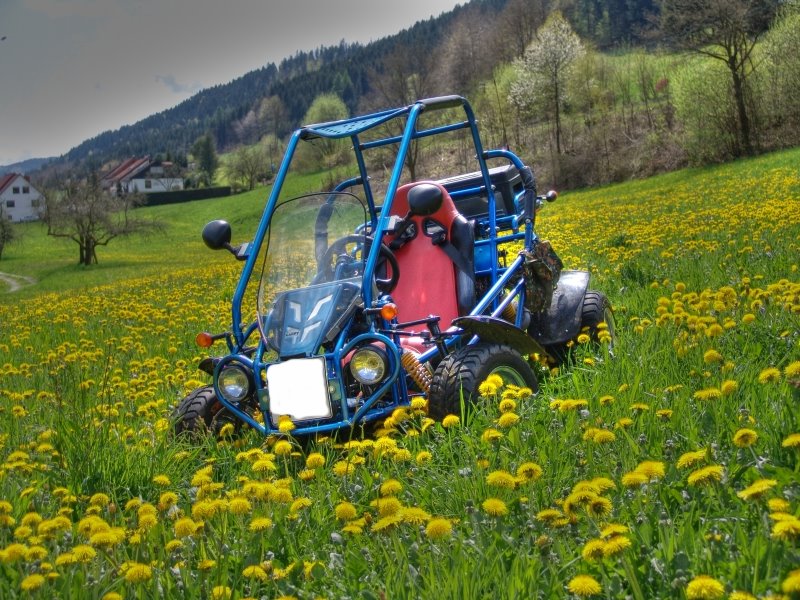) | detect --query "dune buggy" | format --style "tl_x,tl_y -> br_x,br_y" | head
173,95 -> 613,437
